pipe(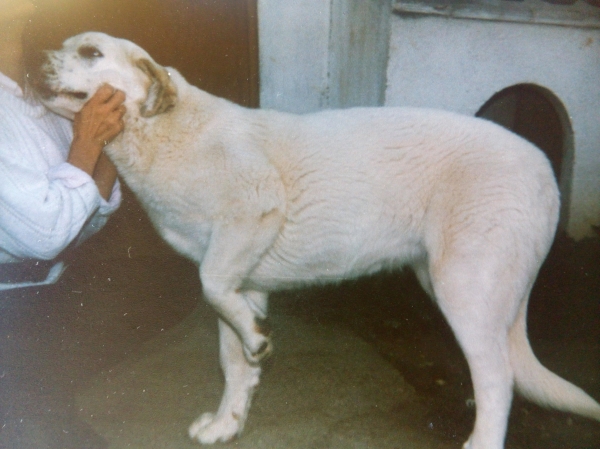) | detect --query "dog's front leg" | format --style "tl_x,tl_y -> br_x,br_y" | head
189,318 -> 262,444
199,209 -> 283,363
